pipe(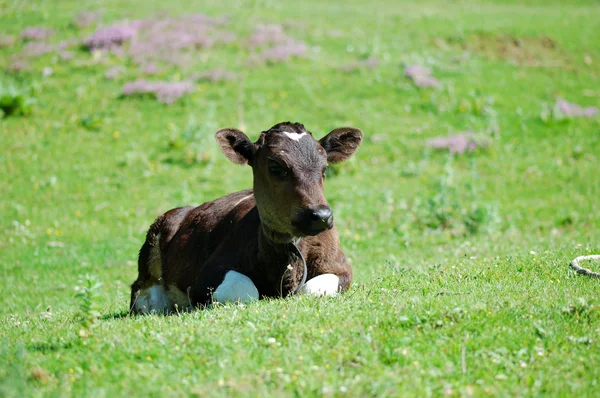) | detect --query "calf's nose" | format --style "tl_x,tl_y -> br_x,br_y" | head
308,205 -> 333,230
292,205 -> 334,235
